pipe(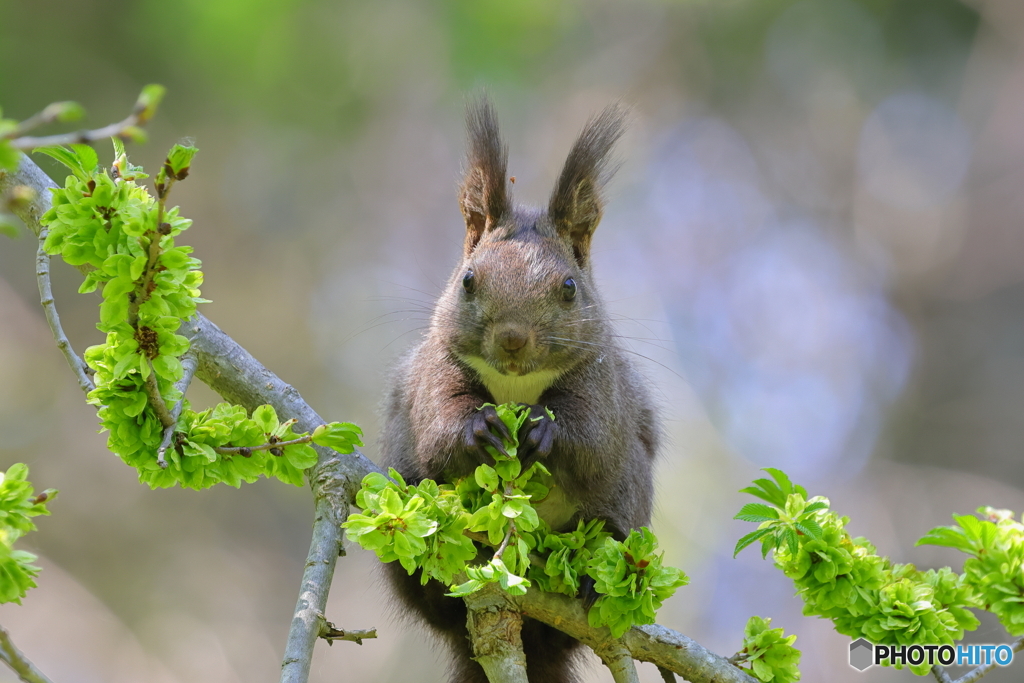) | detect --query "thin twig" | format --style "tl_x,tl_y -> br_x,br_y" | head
215,435 -> 314,455
35,227 -> 94,394
952,635 -> 1024,683
657,665 -> 676,683
142,359 -> 176,429
4,103 -> 75,139
155,348 -> 198,467
492,521 -> 516,560
932,665 -> 954,683
0,625 -> 54,683
10,98 -> 151,150
319,624 -> 377,645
